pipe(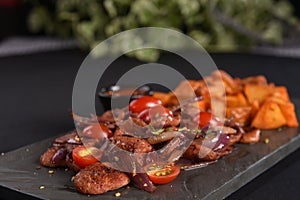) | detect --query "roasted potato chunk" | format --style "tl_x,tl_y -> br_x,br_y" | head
242,75 -> 268,86
252,101 -> 286,129
153,92 -> 172,106
278,102 -> 298,127
212,70 -> 242,94
156,70 -> 298,129
250,100 -> 260,119
226,93 -> 248,107
226,107 -> 252,127
244,84 -> 273,105
271,86 -> 290,102
264,97 -> 298,127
